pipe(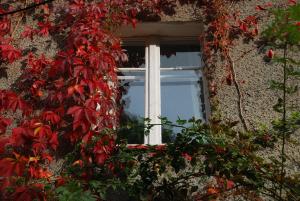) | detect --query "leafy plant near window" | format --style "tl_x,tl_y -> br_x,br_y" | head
262,3 -> 300,199
0,0 -> 299,201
